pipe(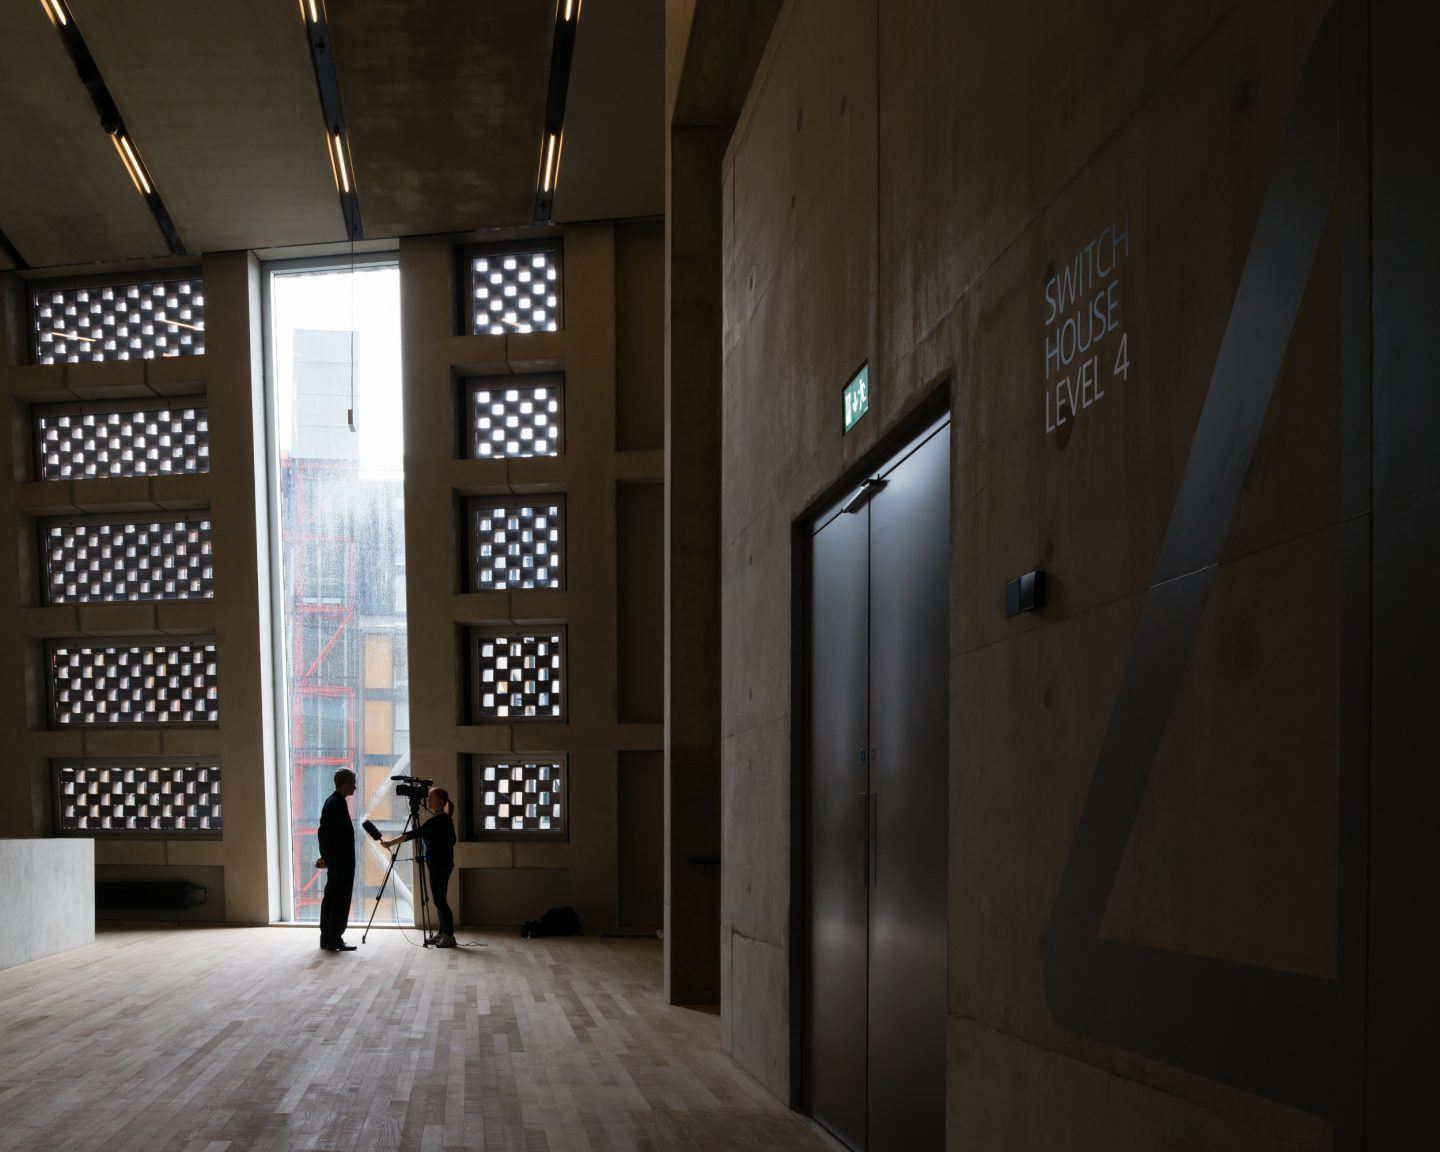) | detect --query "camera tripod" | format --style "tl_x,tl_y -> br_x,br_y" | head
361,795 -> 435,947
